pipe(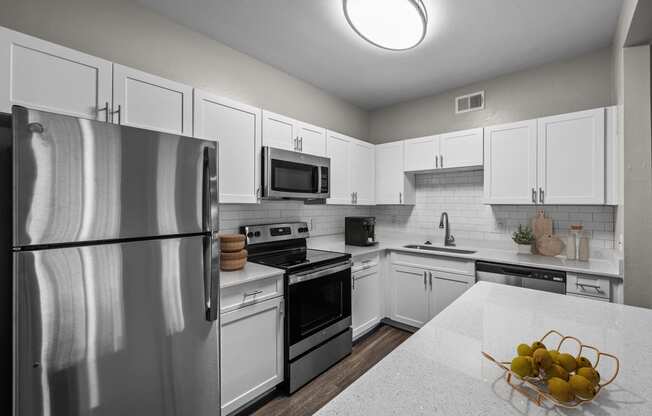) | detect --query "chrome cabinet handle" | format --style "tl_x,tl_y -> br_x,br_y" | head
423,271 -> 427,288
532,188 -> 537,203
111,104 -> 121,124
440,154 -> 443,168
539,187 -> 544,204
399,192 -> 402,204
351,192 -> 355,204
355,192 -> 358,204
243,289 -> 263,298
300,137 -> 303,152
429,271 -> 433,290
352,276 -> 355,290
576,282 -> 603,293
435,156 -> 439,168
97,101 -> 110,122
293,137 -> 298,150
